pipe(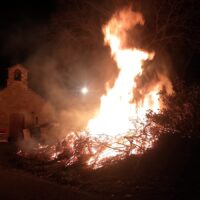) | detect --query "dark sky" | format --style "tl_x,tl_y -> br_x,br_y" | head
0,0 -> 55,87
0,0 -> 200,91
0,0 -> 55,64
